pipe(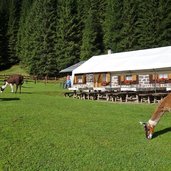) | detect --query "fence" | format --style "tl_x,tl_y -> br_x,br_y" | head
0,74 -> 65,85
